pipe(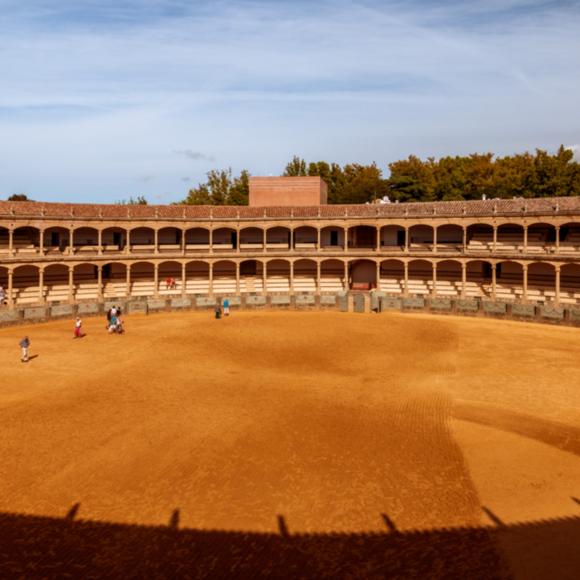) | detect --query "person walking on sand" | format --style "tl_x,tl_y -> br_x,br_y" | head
223,297 -> 230,316
214,302 -> 222,320
74,317 -> 83,339
19,336 -> 30,362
